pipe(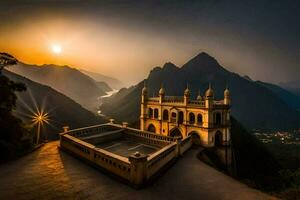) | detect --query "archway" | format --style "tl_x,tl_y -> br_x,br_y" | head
189,132 -> 201,145
147,124 -> 156,133
170,128 -> 182,138
215,131 -> 223,146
